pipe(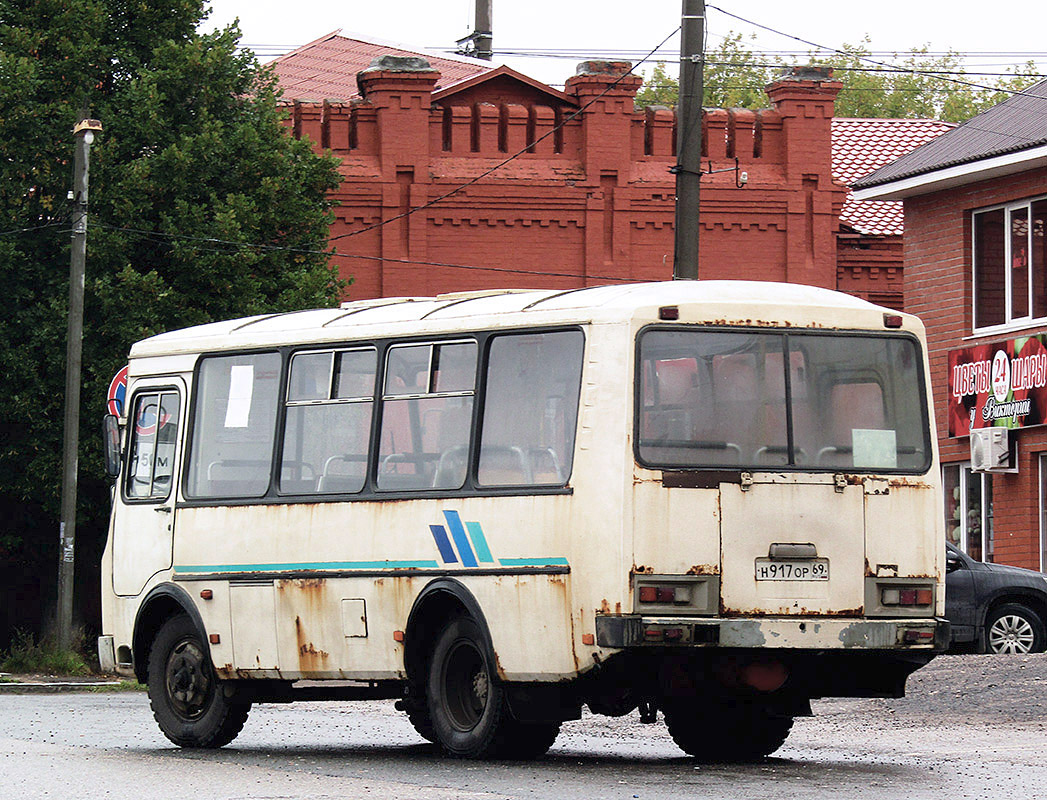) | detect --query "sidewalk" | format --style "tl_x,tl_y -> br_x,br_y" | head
0,672 -> 127,693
